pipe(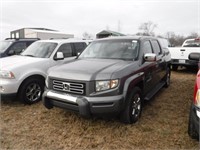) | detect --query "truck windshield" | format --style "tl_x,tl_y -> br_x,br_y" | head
0,41 -> 13,53
183,39 -> 200,47
79,39 -> 139,60
21,42 -> 57,58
